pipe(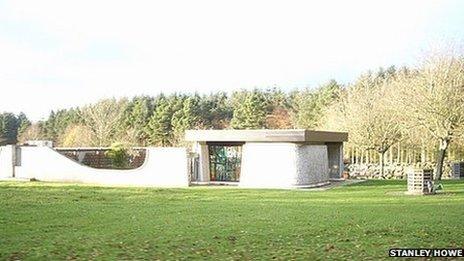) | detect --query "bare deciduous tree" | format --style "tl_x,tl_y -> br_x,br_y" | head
58,124 -> 94,147
17,124 -> 44,143
396,52 -> 464,180
326,73 -> 402,176
80,98 -> 128,146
